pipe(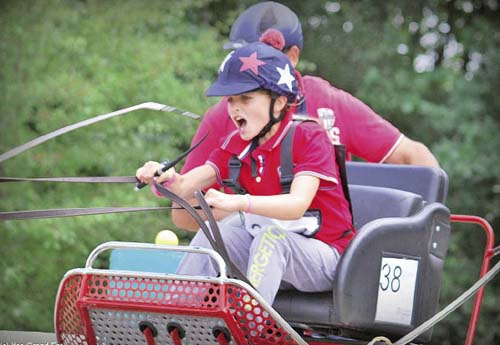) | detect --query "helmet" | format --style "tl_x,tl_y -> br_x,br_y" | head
224,1 -> 303,51
206,40 -> 298,102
